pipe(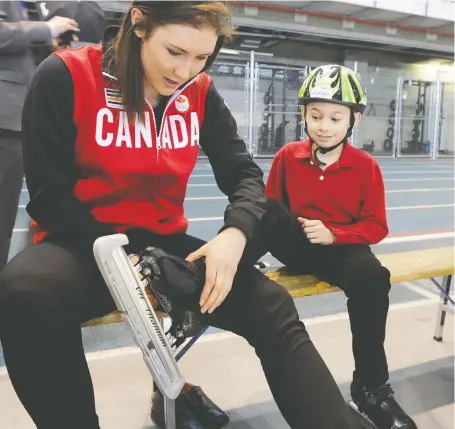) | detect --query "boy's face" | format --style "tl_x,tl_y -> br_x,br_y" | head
303,102 -> 361,148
